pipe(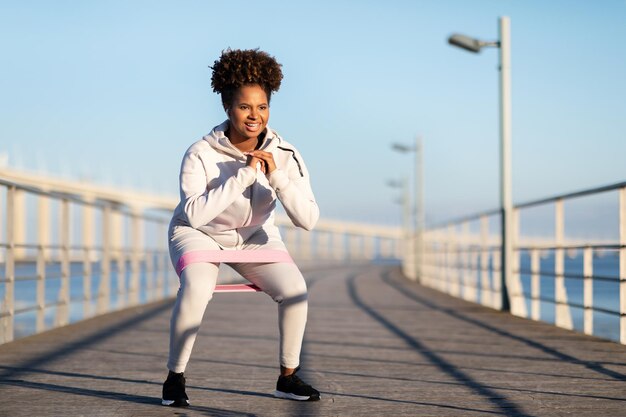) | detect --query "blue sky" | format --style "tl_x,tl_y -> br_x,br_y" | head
1,0 -> 625,227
